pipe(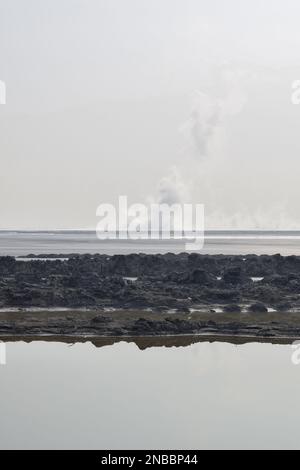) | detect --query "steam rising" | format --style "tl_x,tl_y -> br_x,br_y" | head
157,168 -> 189,205
154,69 -> 247,214
147,65 -> 300,230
